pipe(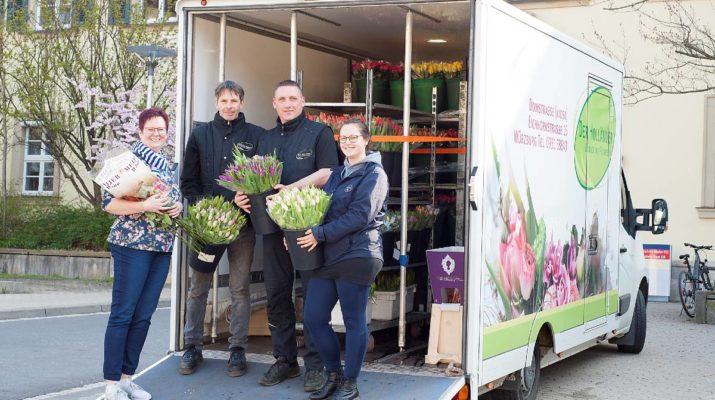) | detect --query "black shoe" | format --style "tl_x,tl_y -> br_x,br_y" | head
309,369 -> 342,399
227,347 -> 247,377
258,357 -> 301,386
304,368 -> 327,392
179,346 -> 203,375
332,377 -> 359,400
